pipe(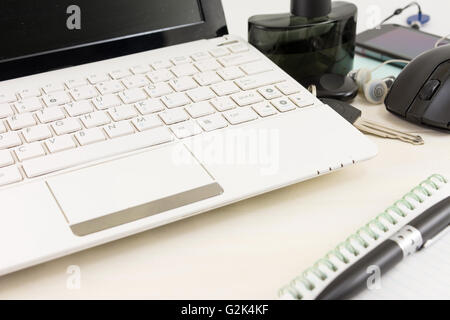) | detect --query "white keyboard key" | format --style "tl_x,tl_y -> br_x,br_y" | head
171,64 -> 199,77
146,69 -> 174,83
0,166 -> 23,186
217,66 -> 245,80
74,128 -> 106,146
15,142 -> 46,161
135,99 -> 165,115
194,72 -> 222,86
42,91 -> 72,107
0,90 -> 17,103
240,61 -> 273,75
22,125 -> 52,143
171,56 -> 193,65
87,72 -> 110,84
144,83 -> 173,98
276,82 -> 302,95
289,93 -> 315,108
218,52 -> 259,67
170,121 -> 202,139
80,111 -> 111,128
235,71 -> 285,90
23,127 -> 173,178
151,59 -> 173,70
36,107 -> 65,123
14,97 -> 43,113
122,75 -> 150,89
197,114 -> 228,132
0,150 -> 14,167
209,47 -> 230,58
92,94 -> 122,110
45,135 -> 77,153
252,102 -> 278,117
0,121 -> 6,133
132,115 -> 163,132
131,64 -> 152,74
169,77 -> 198,92
194,59 -> 221,72
191,51 -> 212,61
210,96 -> 237,111
18,88 -> 41,99
65,78 -> 88,89
42,82 -> 65,94
52,118 -> 82,135
229,44 -> 249,53
0,132 -> 22,149
258,85 -> 283,100
186,87 -> 216,103
64,100 -> 94,117
104,121 -> 135,138
108,105 -> 138,121
231,90 -> 263,106
0,103 -> 15,118
7,113 -> 36,130
161,92 -> 191,109
110,69 -> 132,80
223,107 -> 258,125
185,102 -> 216,118
70,85 -> 99,101
159,108 -> 190,125
211,81 -> 240,96
119,88 -> 147,104
96,80 -> 124,95
271,97 -> 297,112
